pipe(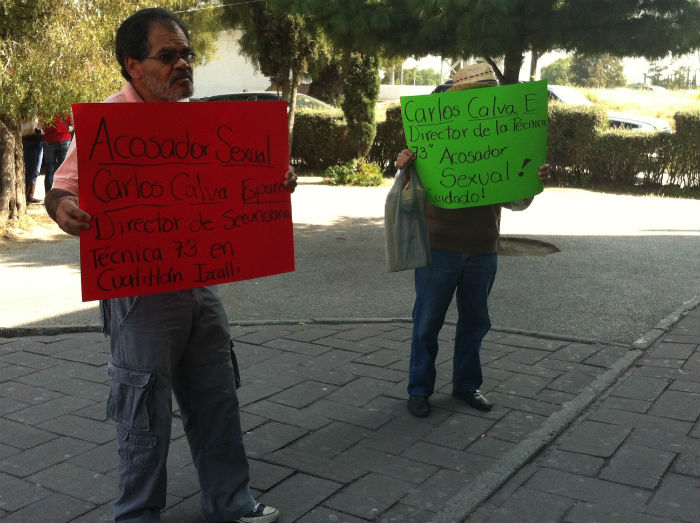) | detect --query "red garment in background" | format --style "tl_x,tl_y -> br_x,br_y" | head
43,114 -> 73,143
